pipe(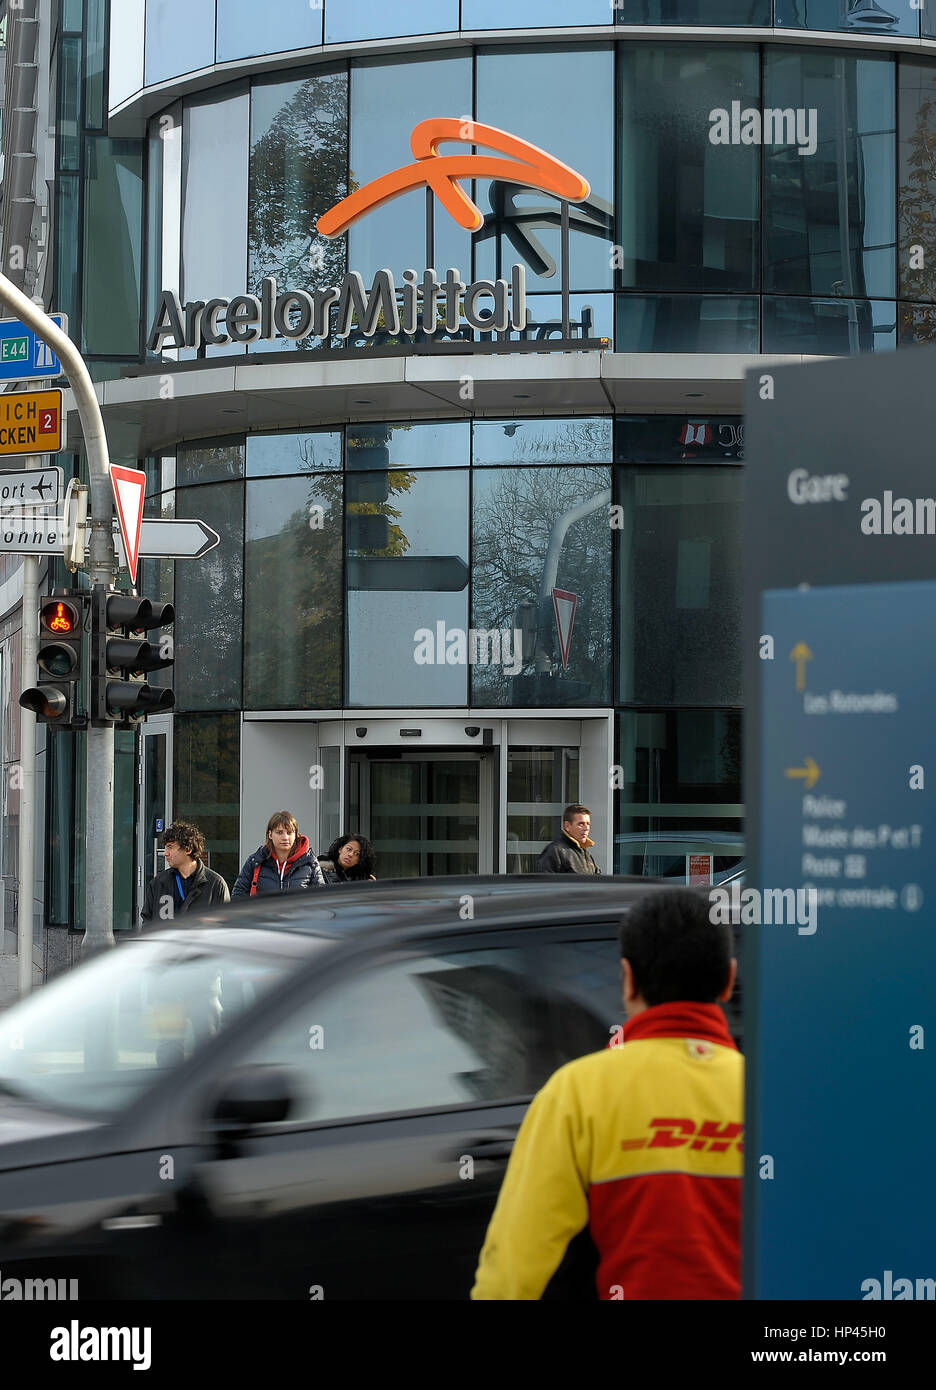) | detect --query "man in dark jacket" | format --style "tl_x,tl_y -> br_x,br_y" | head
536,803 -> 601,874
231,811 -> 325,896
140,820 -> 230,926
